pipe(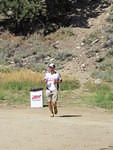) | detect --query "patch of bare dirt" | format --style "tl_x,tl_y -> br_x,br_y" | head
0,107 -> 113,150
